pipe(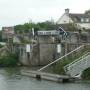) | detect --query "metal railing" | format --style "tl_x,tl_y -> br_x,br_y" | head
64,52 -> 90,72
38,45 -> 84,71
64,52 -> 90,77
